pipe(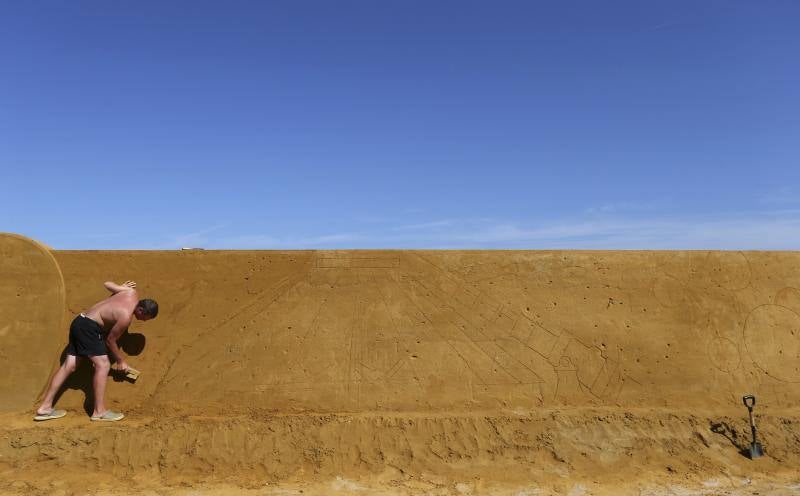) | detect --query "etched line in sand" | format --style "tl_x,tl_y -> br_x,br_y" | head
743,304 -> 800,383
408,253 -> 630,402
707,336 -> 741,374
314,255 -> 400,269
704,251 -> 753,292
